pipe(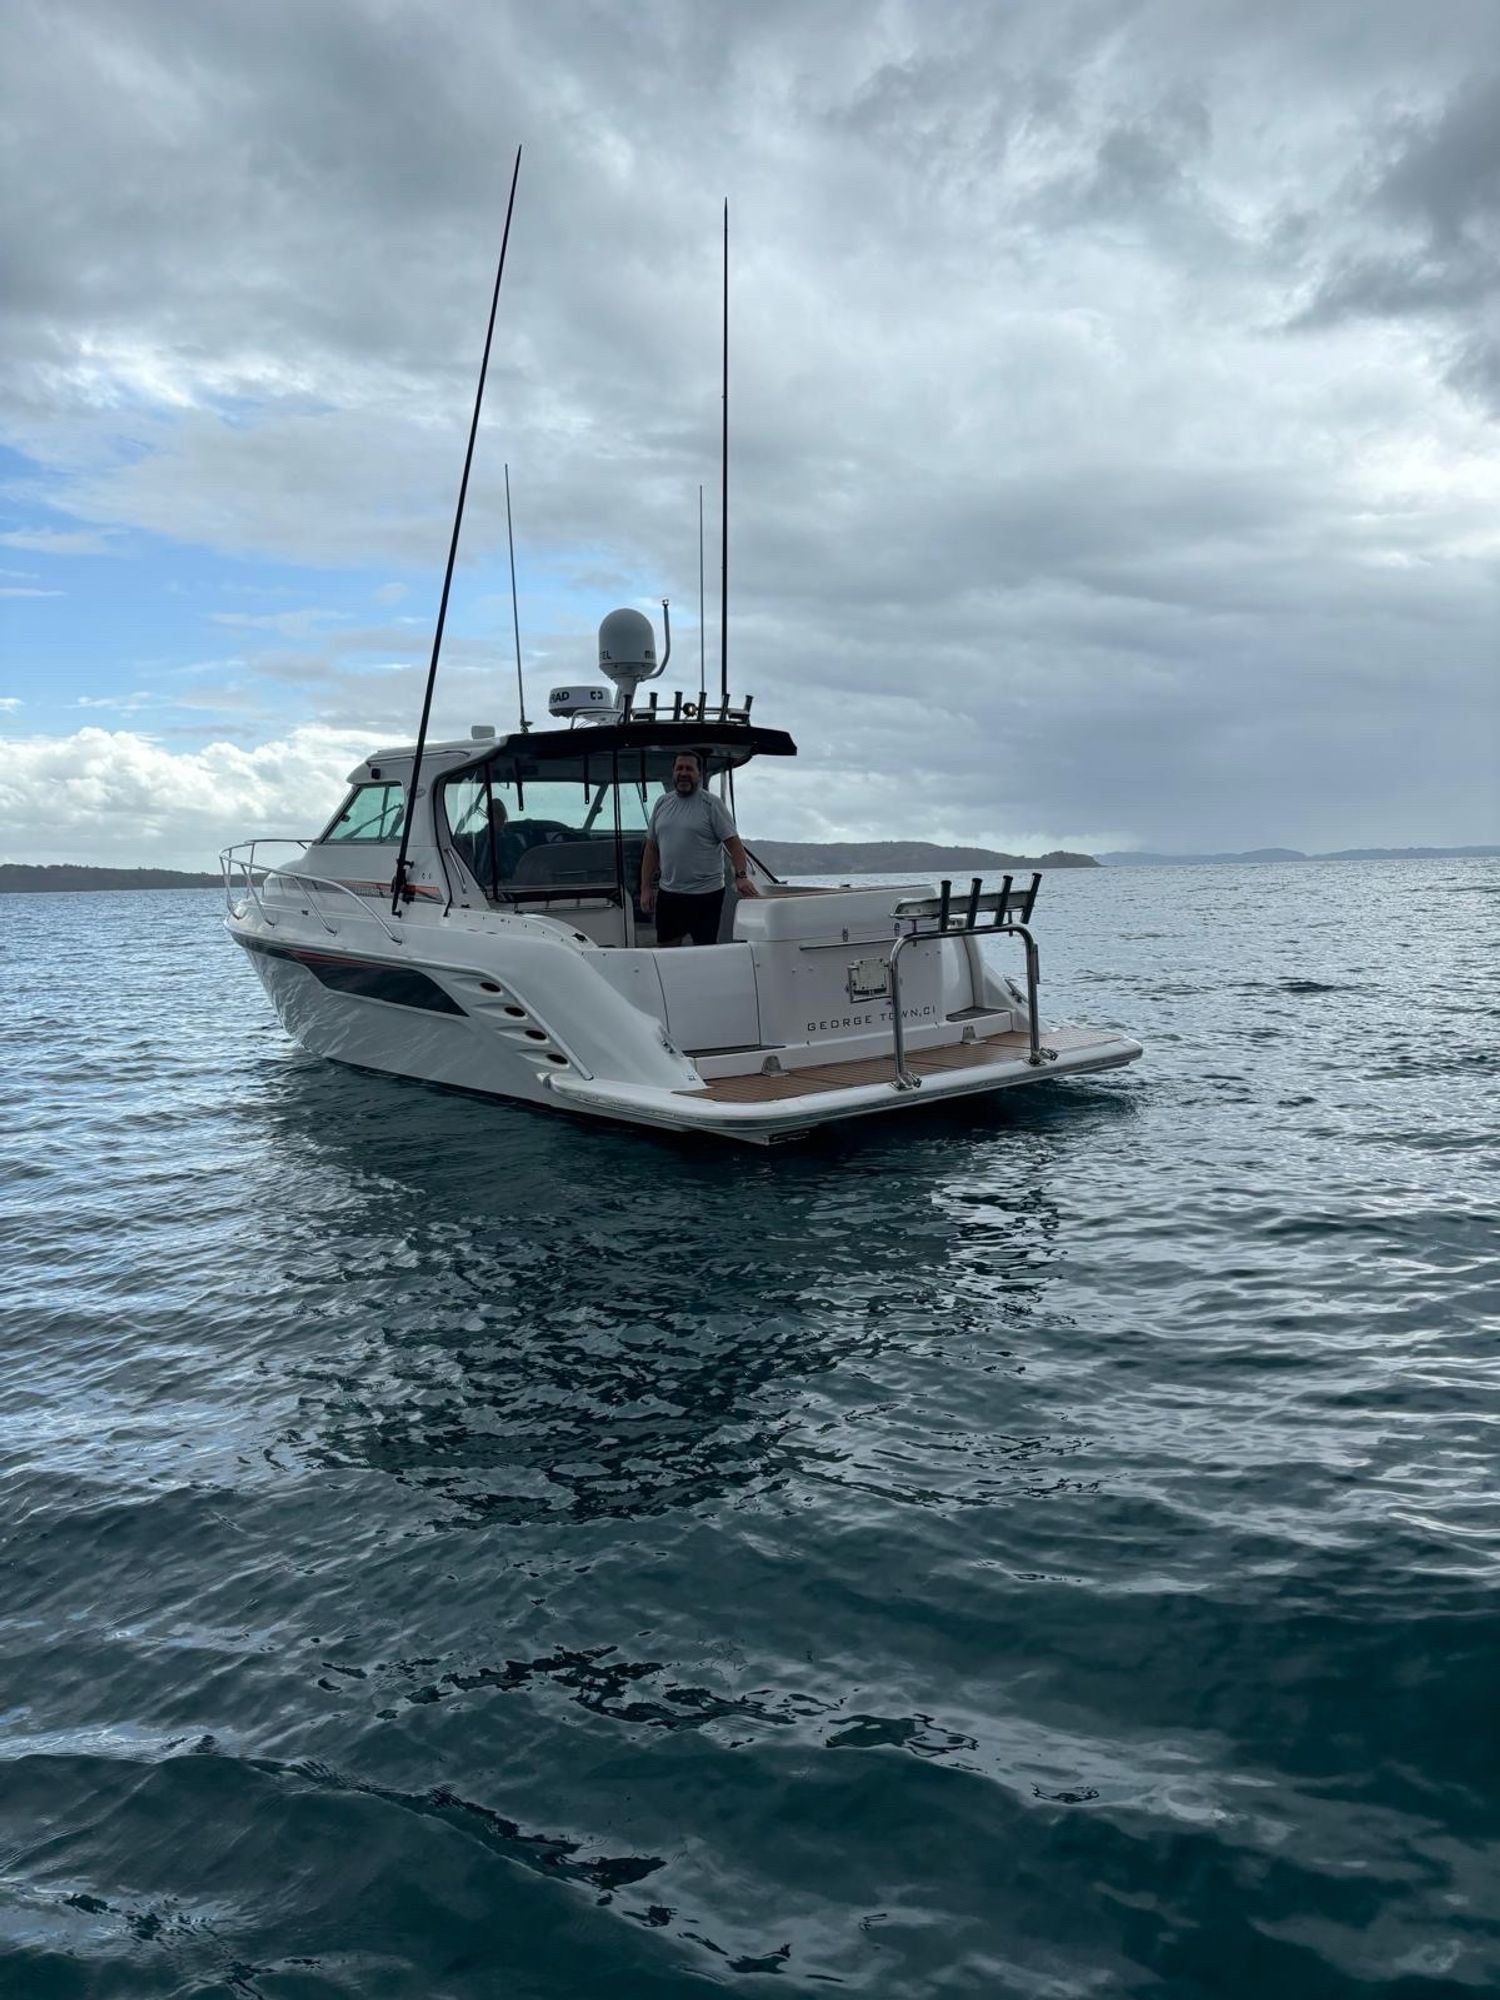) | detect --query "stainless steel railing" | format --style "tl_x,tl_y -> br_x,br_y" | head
886,873 -> 1051,1090
220,840 -> 405,944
